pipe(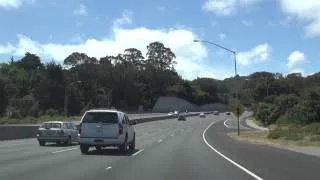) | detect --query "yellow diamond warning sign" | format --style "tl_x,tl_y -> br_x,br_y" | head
231,104 -> 245,117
